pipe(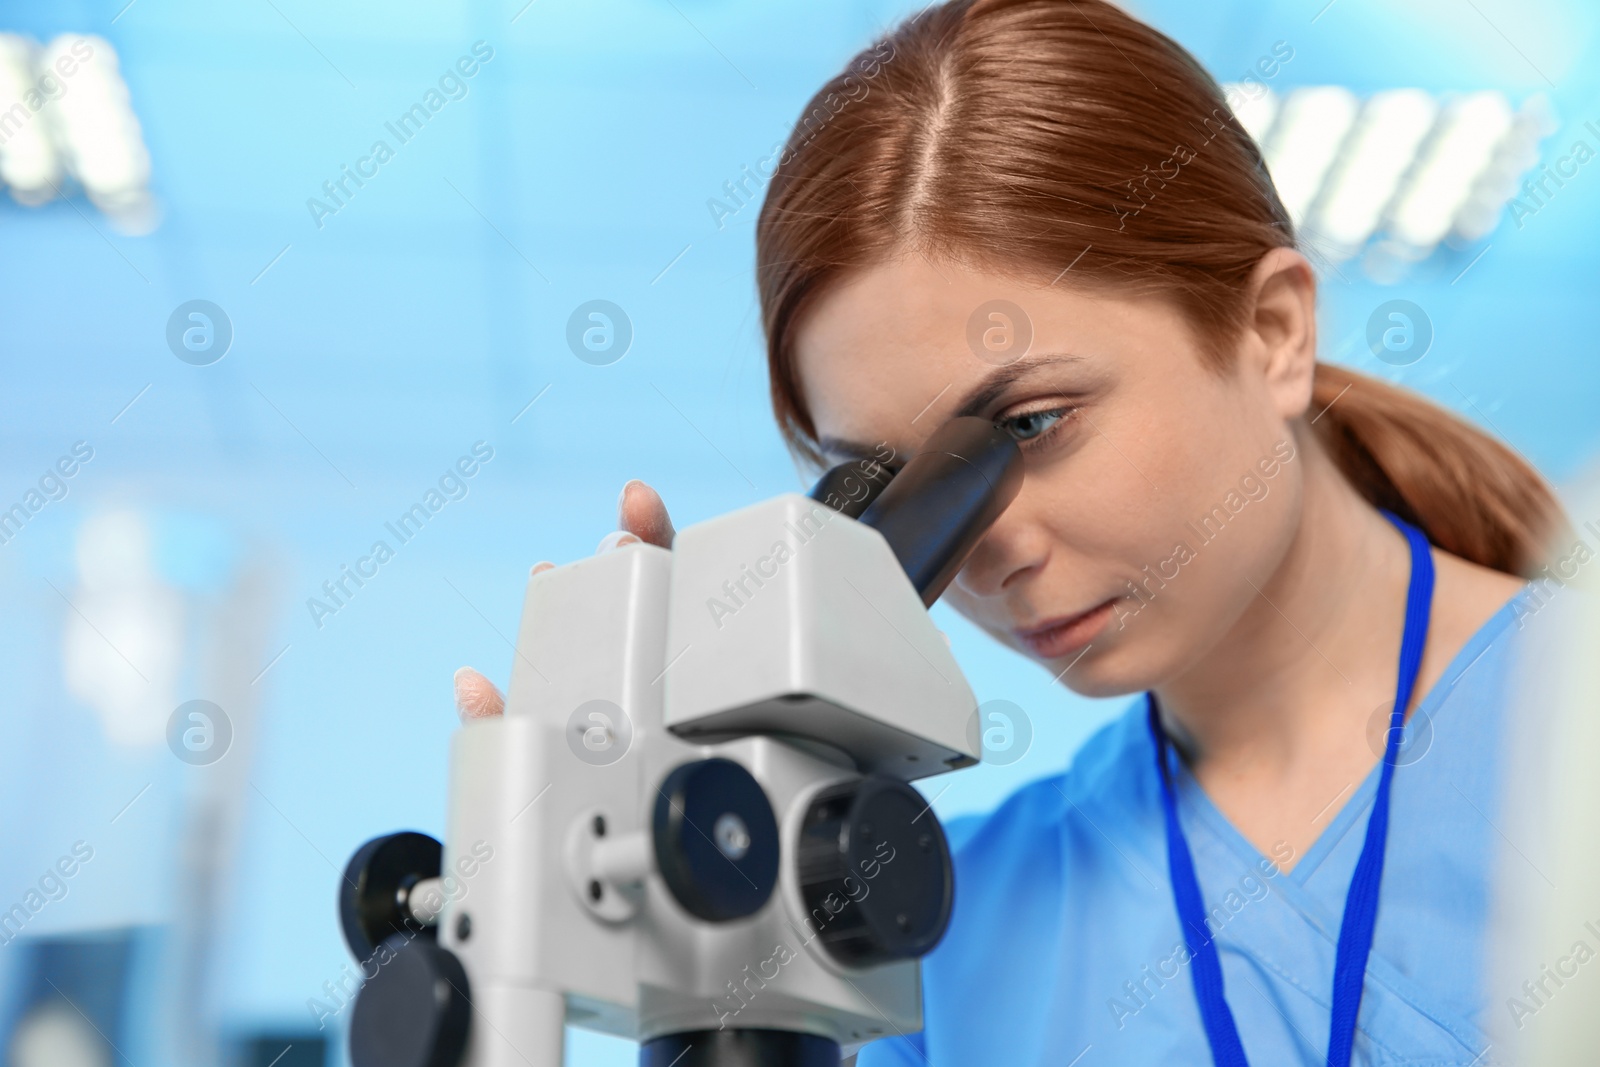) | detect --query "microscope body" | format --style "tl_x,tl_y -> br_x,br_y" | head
340,419 -> 1023,1067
